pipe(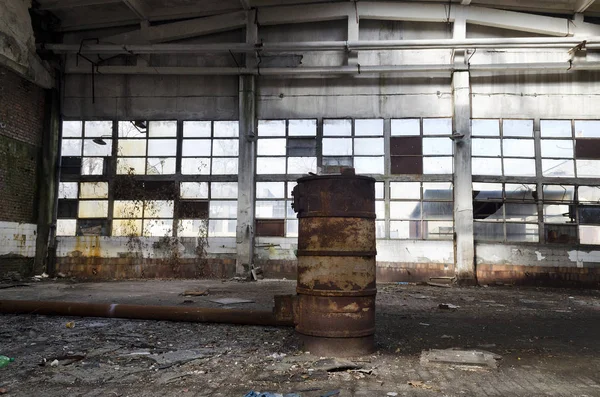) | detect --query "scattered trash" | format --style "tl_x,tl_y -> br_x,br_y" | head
321,391 -> 340,397
209,298 -> 255,305
181,289 -> 209,297
0,388 -> 7,394
441,335 -> 454,339
269,353 -> 287,360
427,282 -> 452,288
396,282 -> 410,285
420,348 -> 502,369
438,303 -> 460,310
149,349 -> 215,369
408,380 -> 434,390
387,392 -> 398,396
43,354 -> 85,366
0,356 -> 14,368
66,321 -> 75,328
419,322 -> 430,326
56,272 -> 67,278
50,359 -> 59,367
32,273 -> 49,280
243,392 -> 300,397
312,358 -> 362,372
